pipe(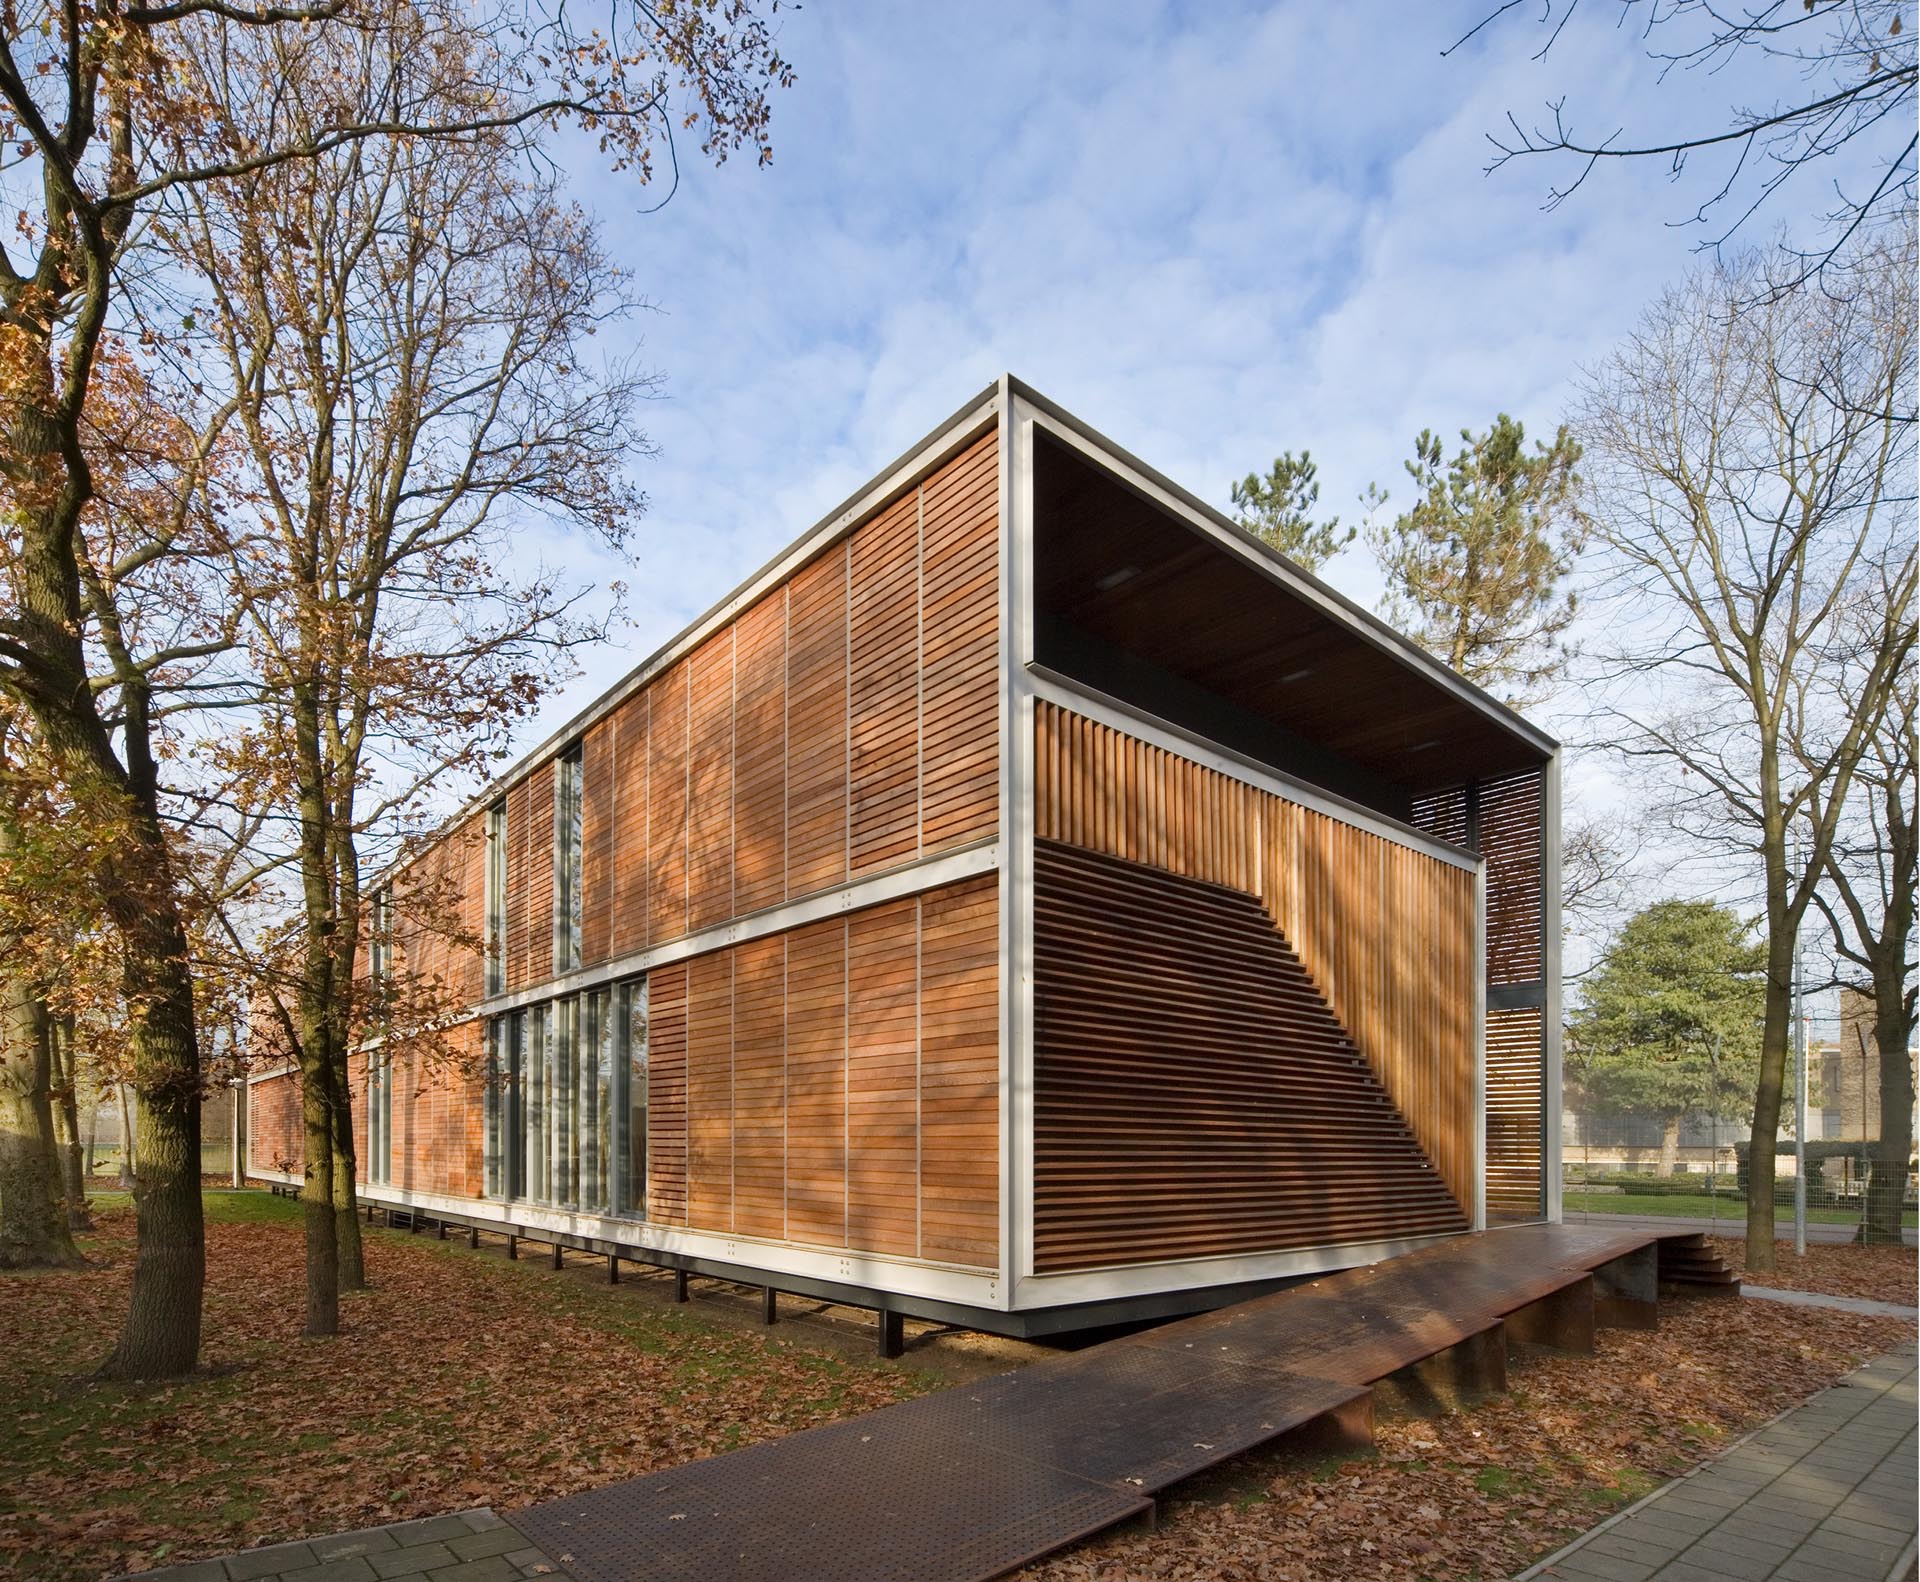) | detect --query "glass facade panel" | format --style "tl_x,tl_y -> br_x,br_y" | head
485,800 -> 506,995
484,977 -> 645,1217
619,978 -> 649,1219
366,1052 -> 392,1185
554,746 -> 583,972
483,1019 -> 505,1197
